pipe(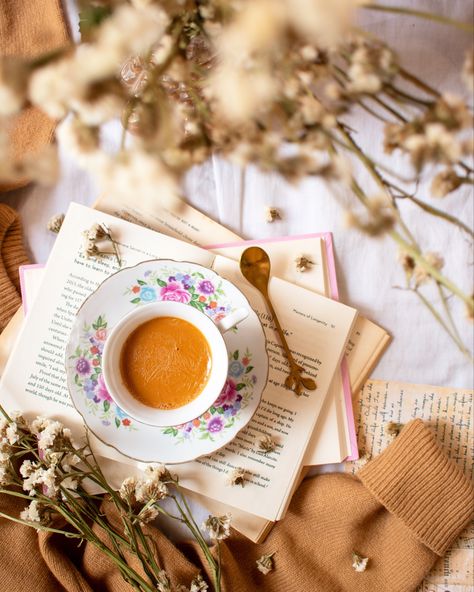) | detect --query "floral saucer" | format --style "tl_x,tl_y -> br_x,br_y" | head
65,260 -> 268,463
